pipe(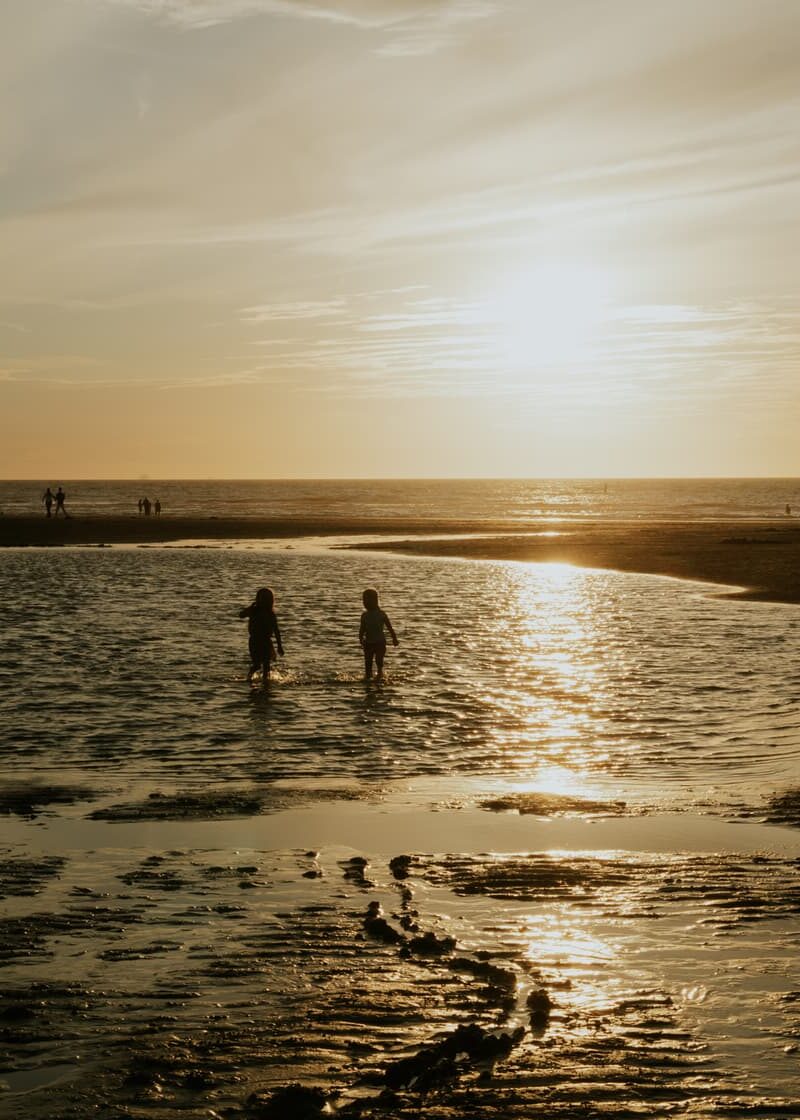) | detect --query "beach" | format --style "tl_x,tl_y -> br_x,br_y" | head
5,789 -> 800,1119
6,0 -> 800,1109
2,501 -> 800,1117
2,513 -> 799,603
